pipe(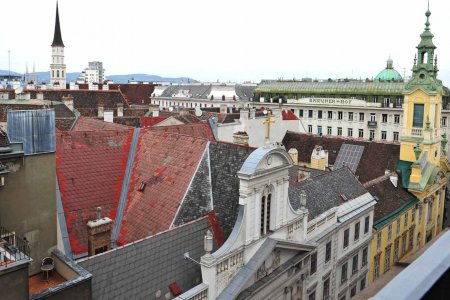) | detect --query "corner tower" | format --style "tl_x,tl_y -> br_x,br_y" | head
400,4 -> 443,166
50,2 -> 66,88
